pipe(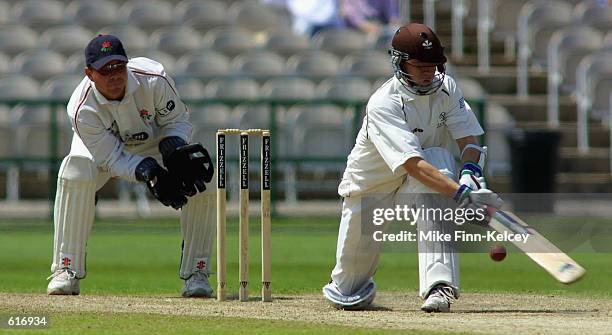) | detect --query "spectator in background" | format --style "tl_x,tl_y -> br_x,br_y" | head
340,0 -> 401,41
262,0 -> 343,36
